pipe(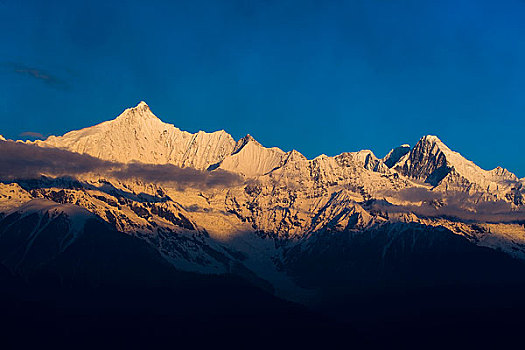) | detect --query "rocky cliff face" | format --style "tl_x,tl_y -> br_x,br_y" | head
394,135 -> 521,203
395,135 -> 451,186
